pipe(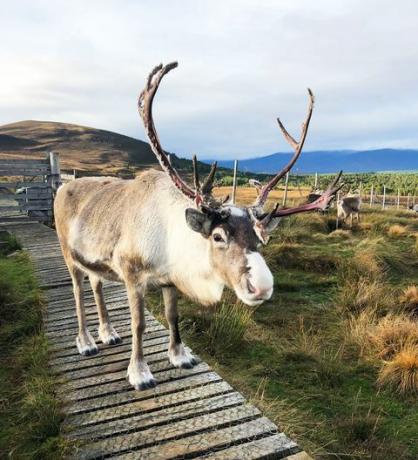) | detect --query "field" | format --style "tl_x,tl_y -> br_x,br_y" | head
1,185 -> 417,459
146,189 -> 418,459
